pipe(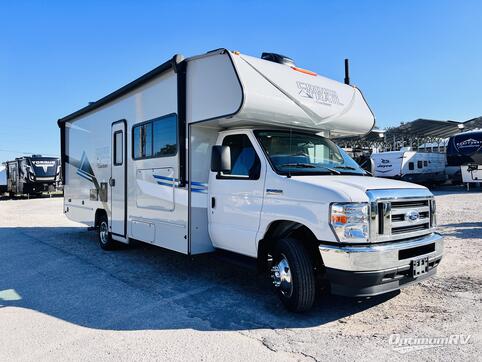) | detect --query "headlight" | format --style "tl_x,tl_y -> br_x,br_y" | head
330,203 -> 369,243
